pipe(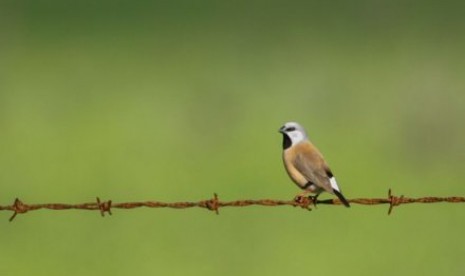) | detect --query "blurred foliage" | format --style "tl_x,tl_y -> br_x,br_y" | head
1,1 -> 465,275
